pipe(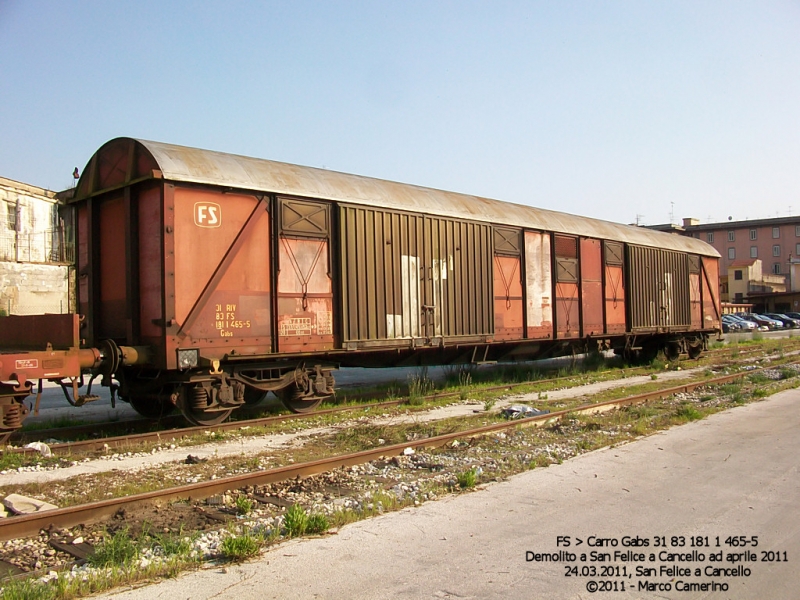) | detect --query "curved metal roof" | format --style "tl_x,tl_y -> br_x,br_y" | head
82,138 -> 721,257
